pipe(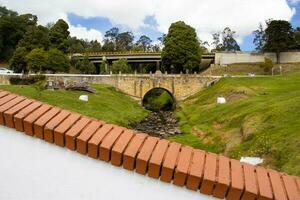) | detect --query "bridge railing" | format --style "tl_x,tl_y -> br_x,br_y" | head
72,51 -> 162,57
